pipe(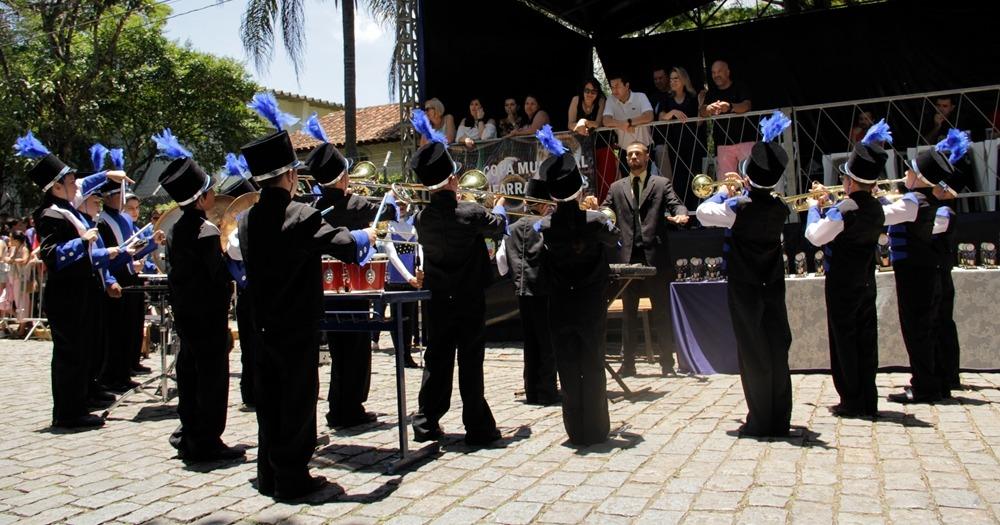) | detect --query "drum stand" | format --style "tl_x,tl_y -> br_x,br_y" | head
102,286 -> 177,419
604,274 -> 652,401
